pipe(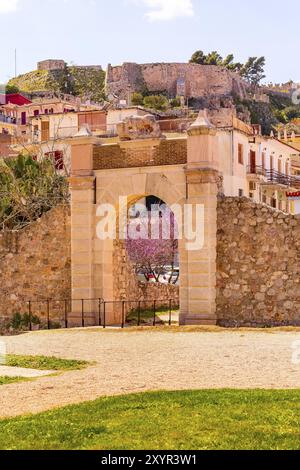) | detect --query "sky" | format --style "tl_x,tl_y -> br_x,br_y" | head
0,0 -> 299,84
